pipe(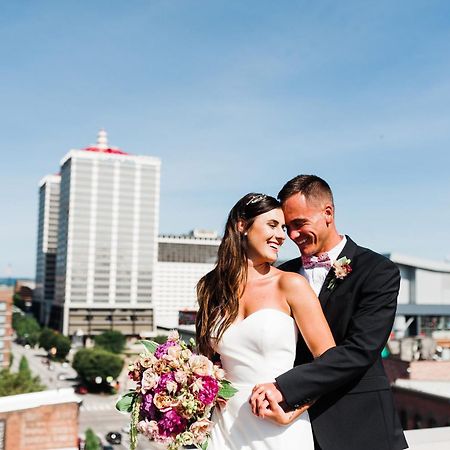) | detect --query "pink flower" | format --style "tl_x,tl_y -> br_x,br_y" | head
158,408 -> 187,437
195,376 -> 219,405
141,392 -> 156,420
155,340 -> 178,359
174,369 -> 188,385
141,369 -> 160,392
190,418 -> 213,443
137,419 -> 159,439
155,372 -> 178,394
